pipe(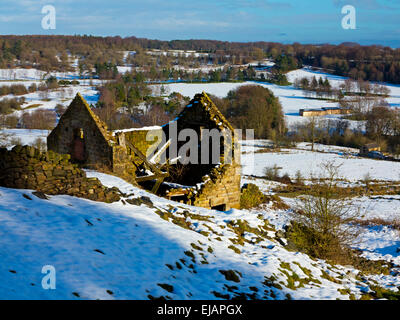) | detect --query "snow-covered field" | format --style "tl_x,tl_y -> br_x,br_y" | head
0,68 -> 86,81
286,67 -> 400,110
0,84 -> 100,117
242,147 -> 400,182
161,80 -> 339,128
0,129 -> 48,147
162,80 -> 345,128
240,142 -> 400,271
